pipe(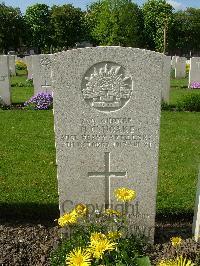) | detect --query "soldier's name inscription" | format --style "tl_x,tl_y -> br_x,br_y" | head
61,117 -> 153,148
